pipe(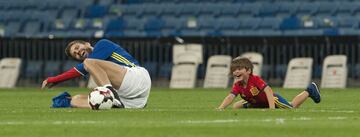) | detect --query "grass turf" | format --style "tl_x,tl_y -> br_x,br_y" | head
0,87 -> 359,137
